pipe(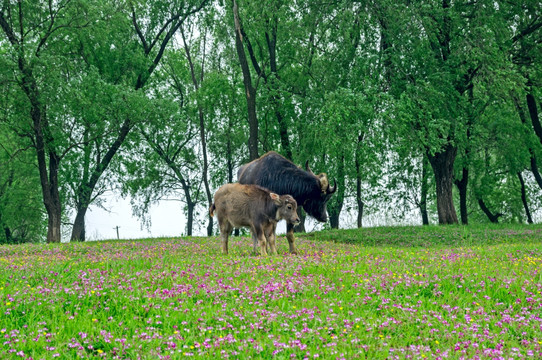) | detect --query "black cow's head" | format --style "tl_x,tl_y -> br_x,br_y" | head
303,161 -> 337,222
